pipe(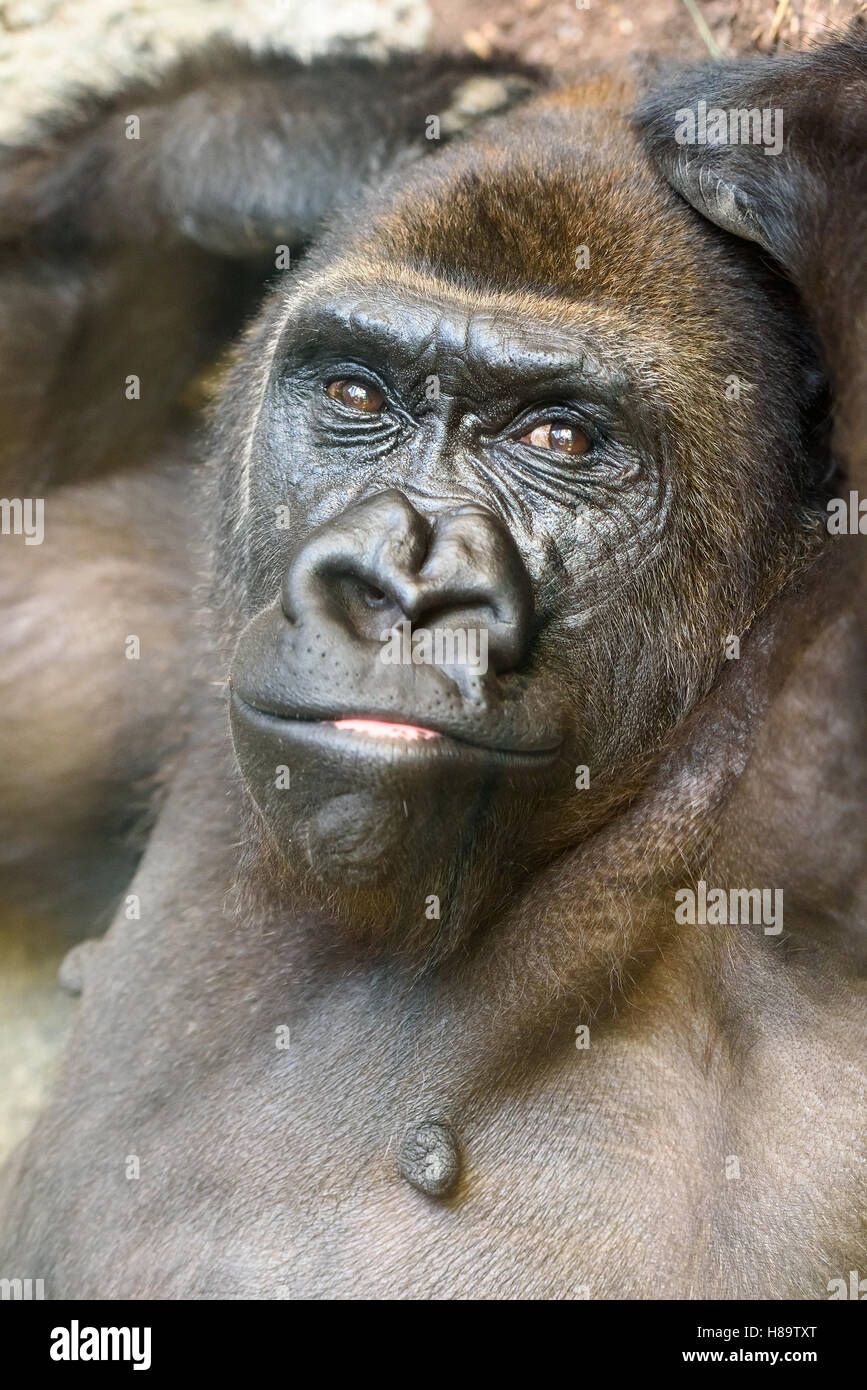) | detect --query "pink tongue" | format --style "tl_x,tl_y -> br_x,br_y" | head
333,718 -> 440,742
